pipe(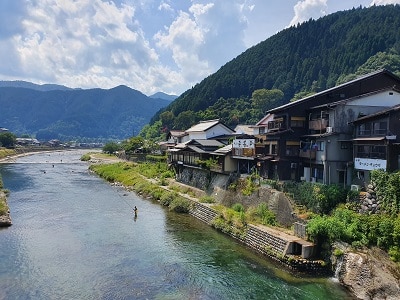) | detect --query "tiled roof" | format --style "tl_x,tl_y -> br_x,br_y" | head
185,119 -> 220,132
